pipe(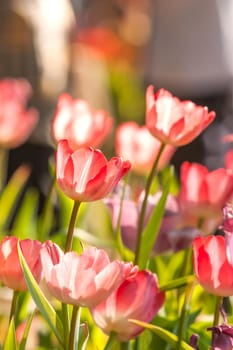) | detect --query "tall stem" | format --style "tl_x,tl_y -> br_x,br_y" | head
213,296 -> 223,326
9,290 -> 19,324
134,143 -> 165,264
68,306 -> 81,350
65,200 -> 81,253
103,333 -> 116,350
0,148 -> 8,192
176,280 -> 196,350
